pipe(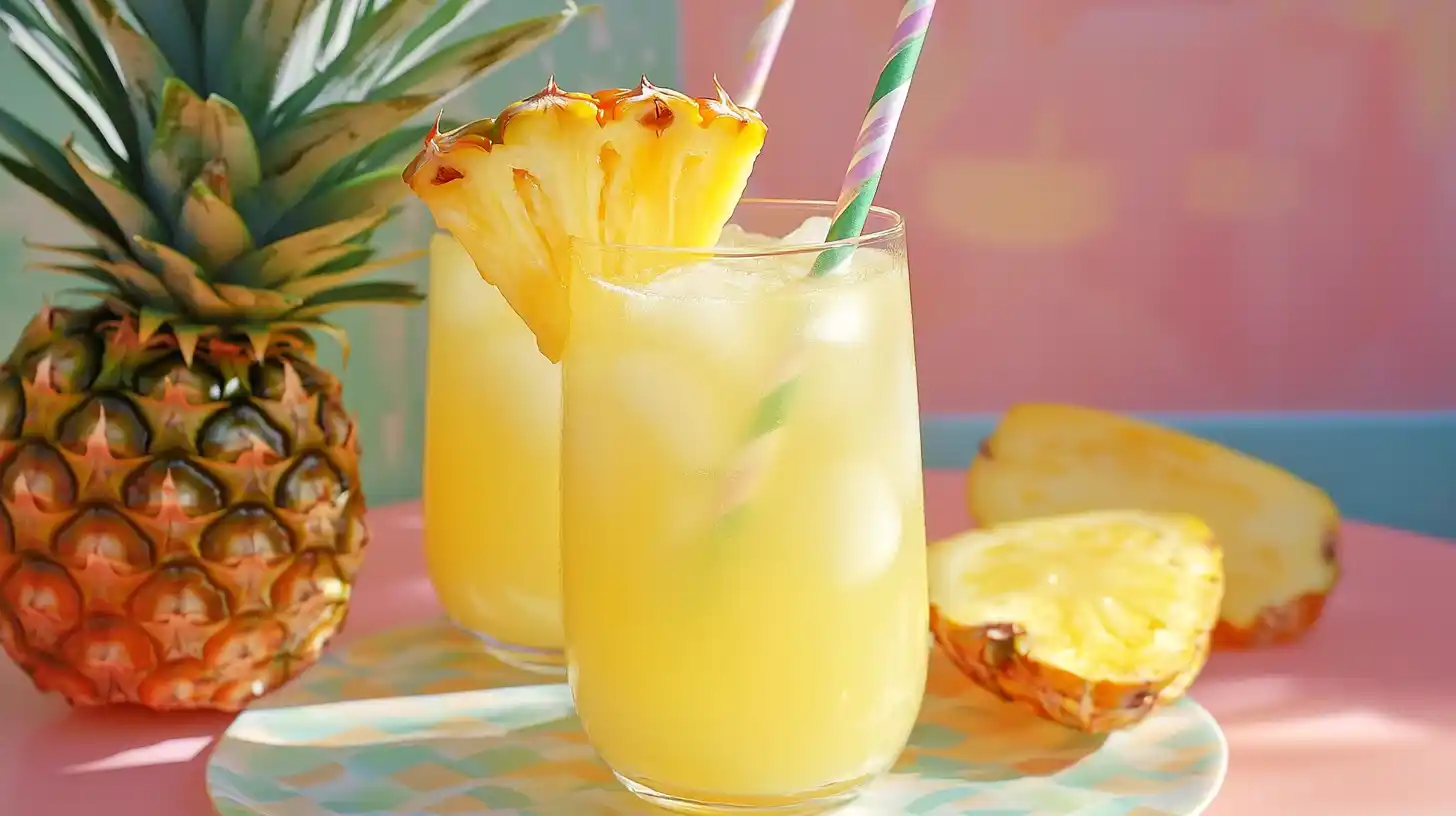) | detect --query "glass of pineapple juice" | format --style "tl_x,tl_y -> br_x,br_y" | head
423,234 -> 564,672
561,200 -> 928,812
